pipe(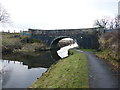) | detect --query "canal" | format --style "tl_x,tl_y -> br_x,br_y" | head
0,43 -> 78,88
